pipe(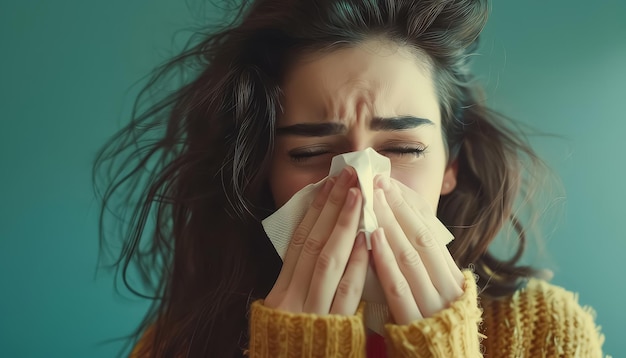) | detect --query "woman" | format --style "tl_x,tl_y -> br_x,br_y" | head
94,0 -> 606,356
